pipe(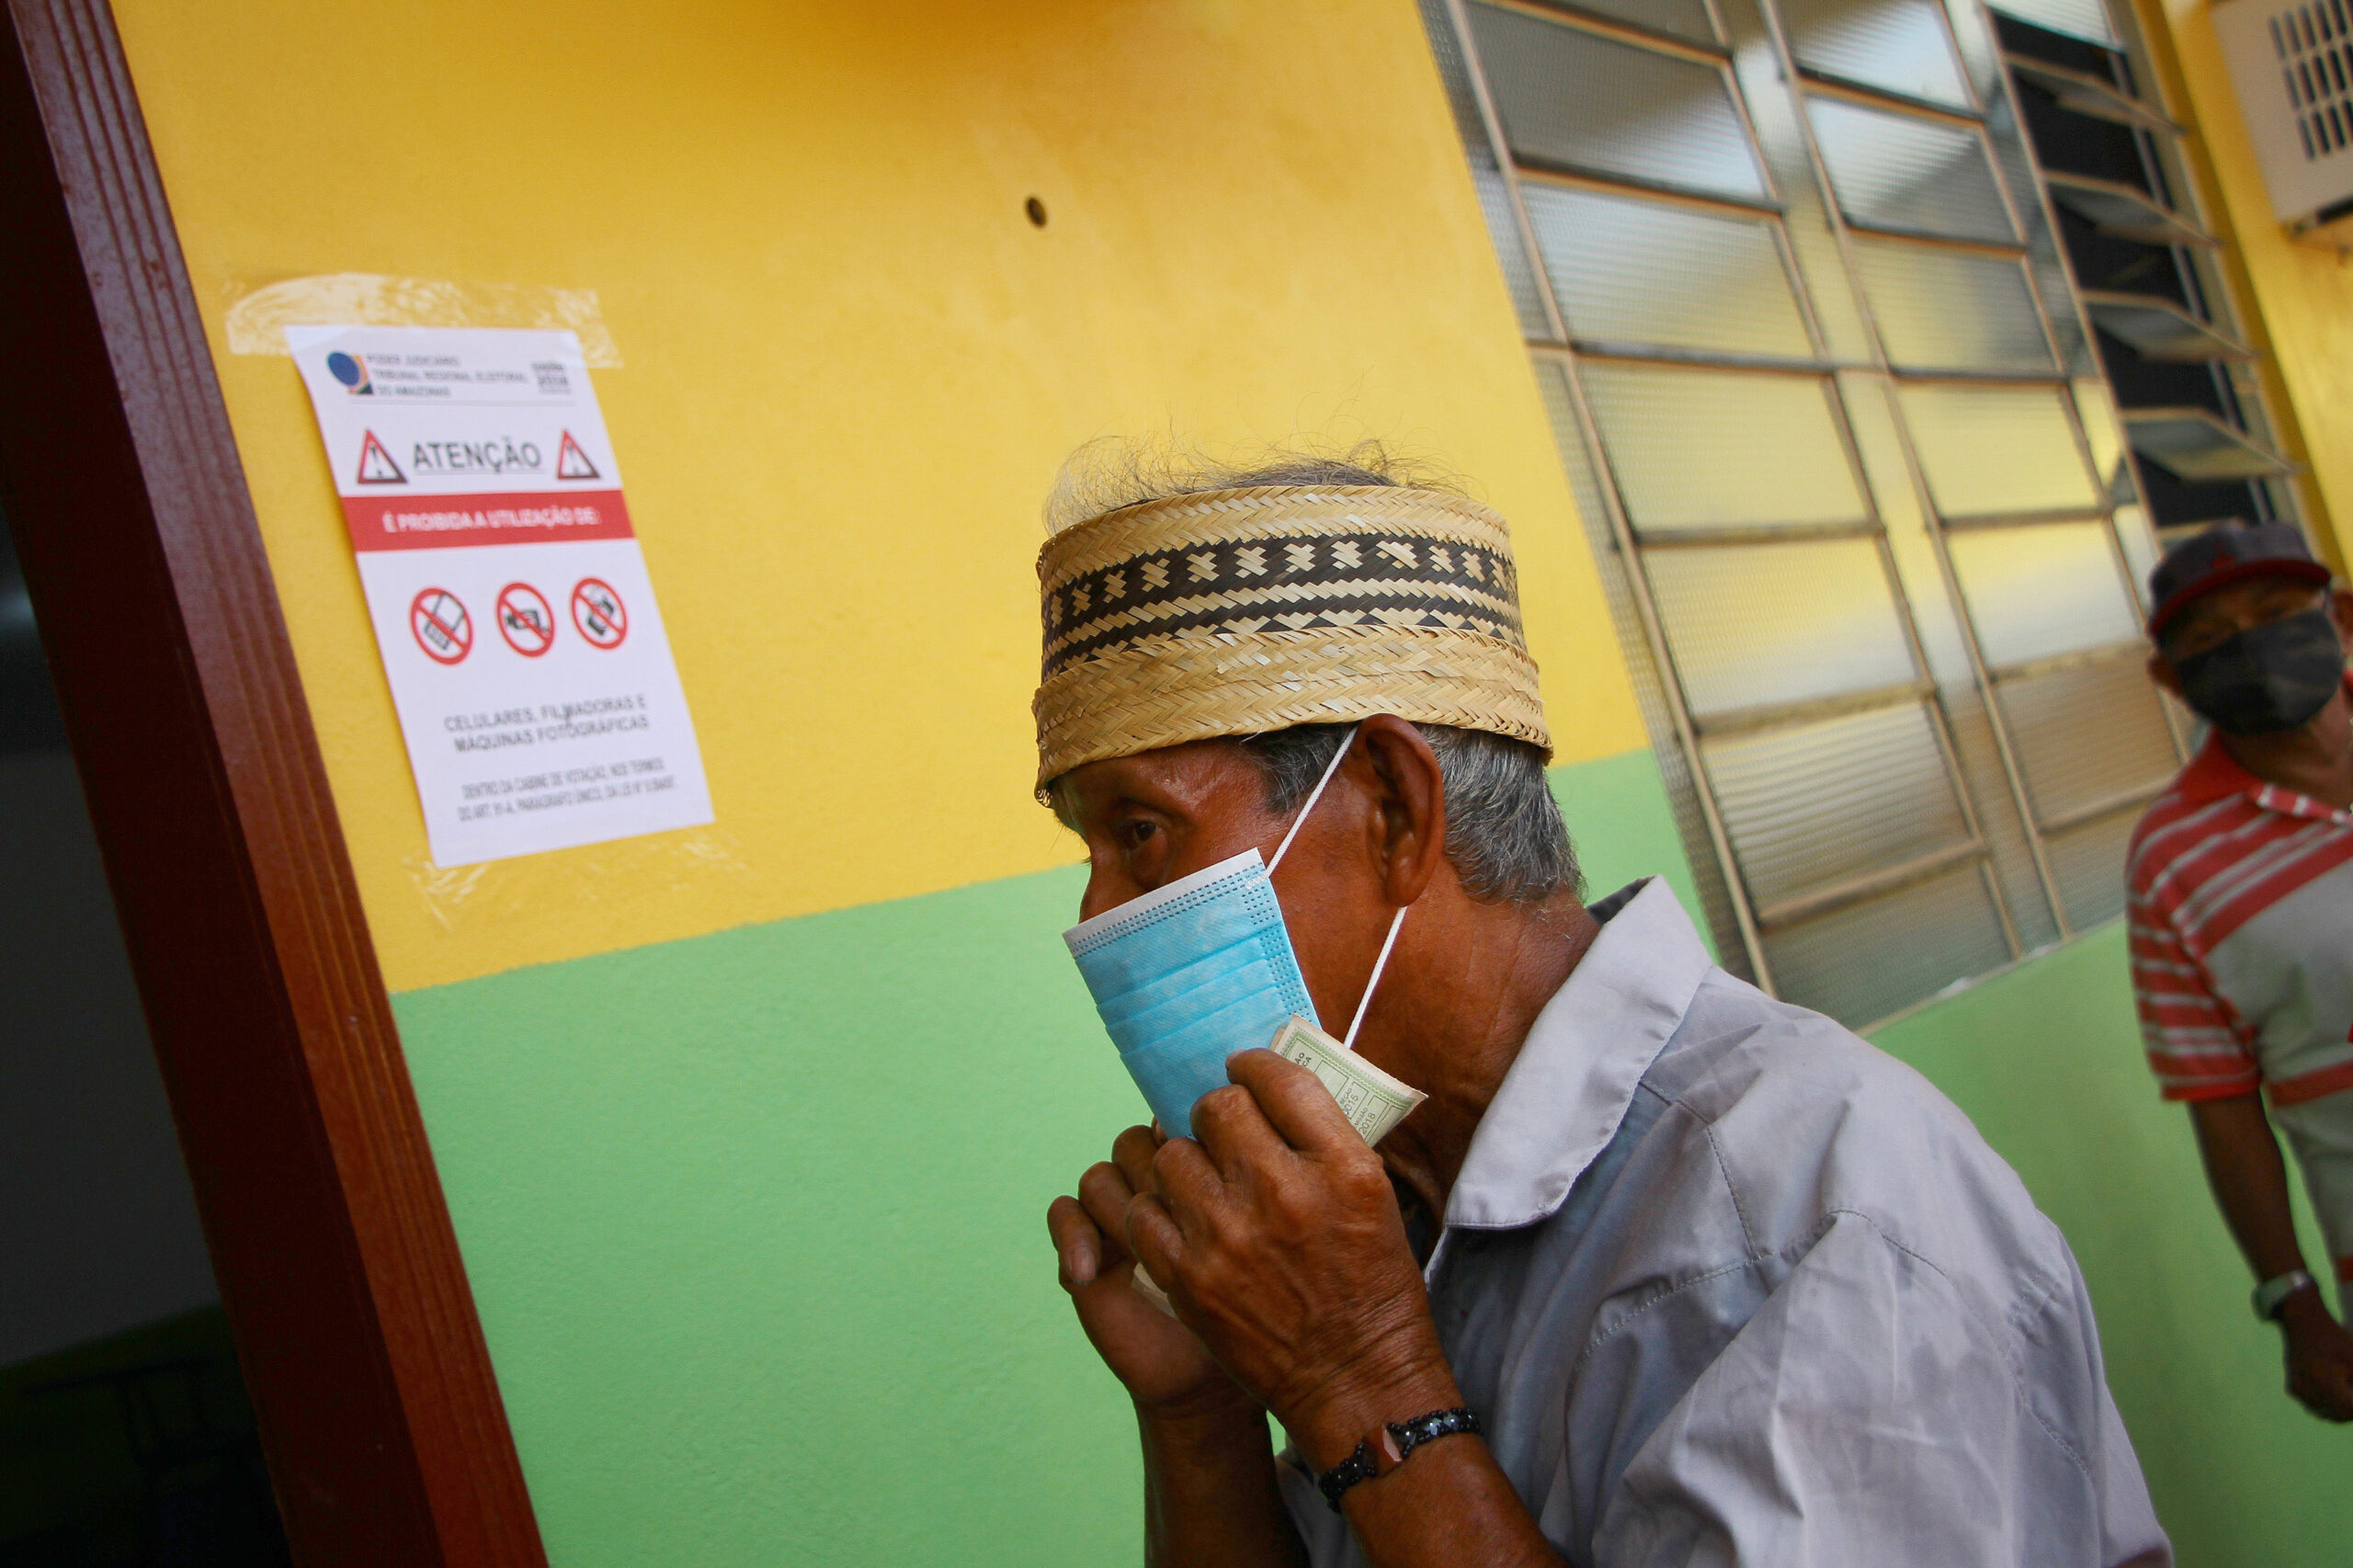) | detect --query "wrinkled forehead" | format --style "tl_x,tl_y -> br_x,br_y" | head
1047,737 -> 1267,829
